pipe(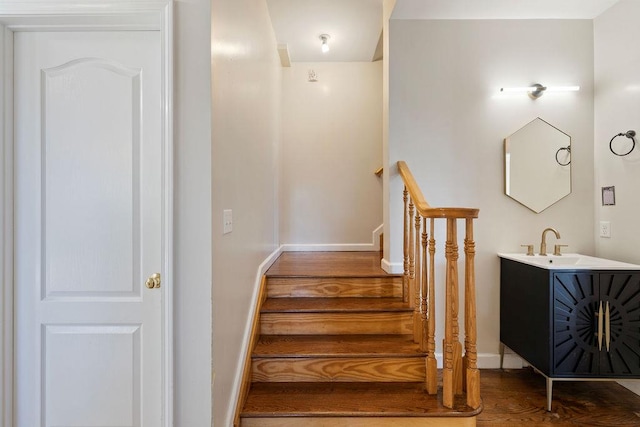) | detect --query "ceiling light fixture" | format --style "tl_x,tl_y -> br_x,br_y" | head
319,34 -> 330,53
500,83 -> 580,99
